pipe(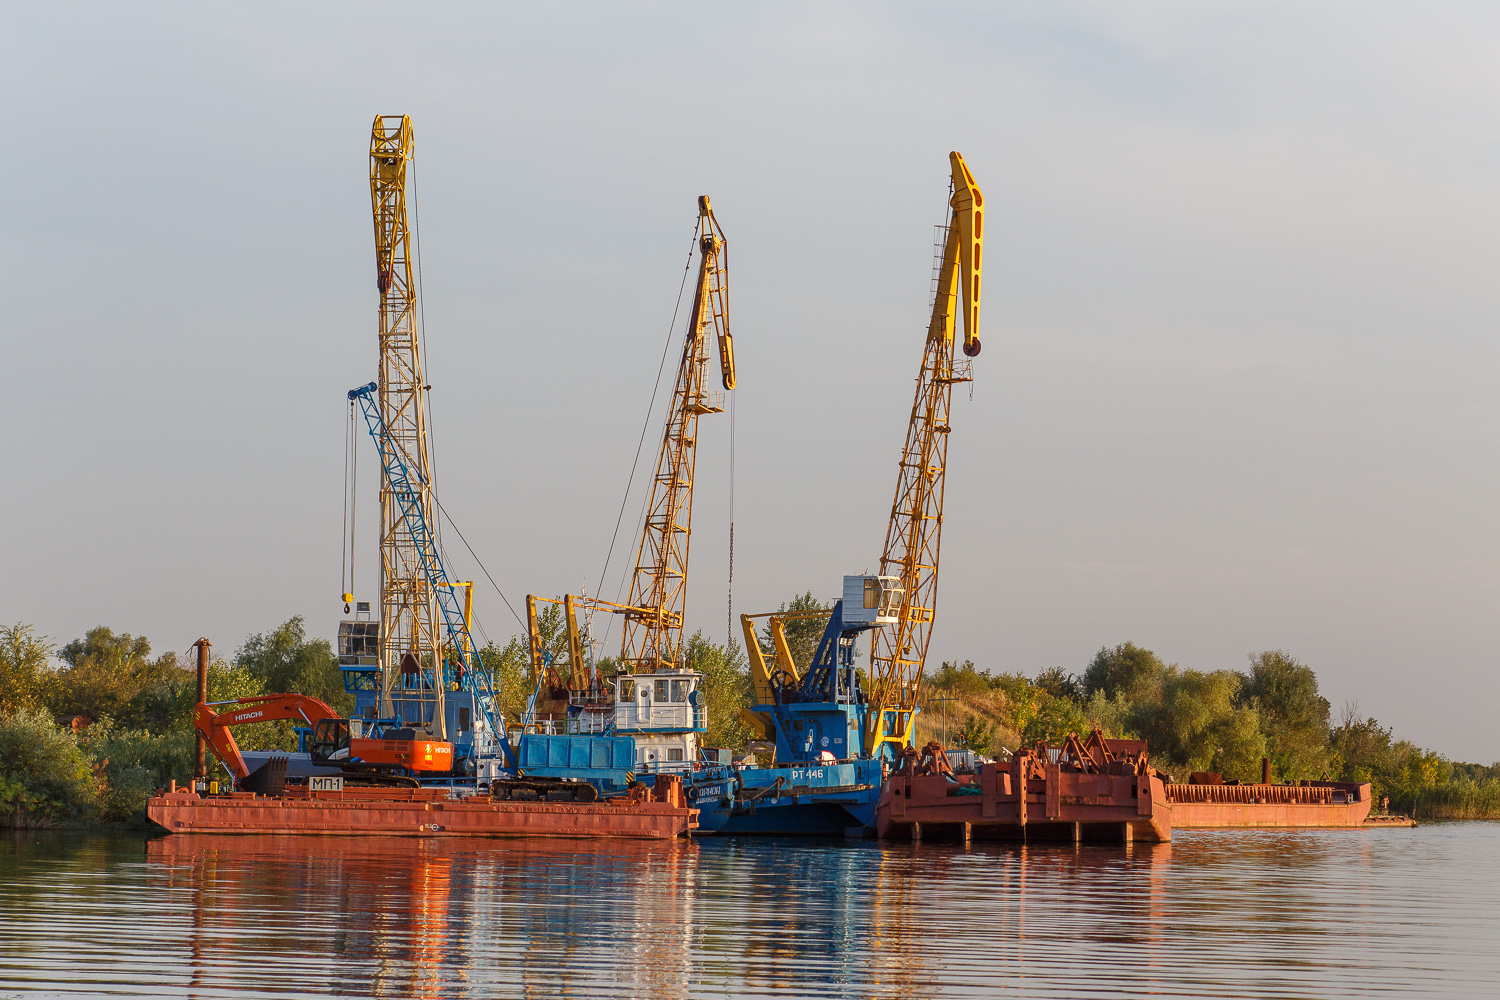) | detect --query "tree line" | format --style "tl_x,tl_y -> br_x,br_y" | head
919,641 -> 1500,819
4,604 -> 1494,825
